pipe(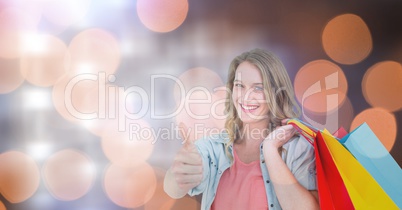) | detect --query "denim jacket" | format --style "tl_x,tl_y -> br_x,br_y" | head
188,132 -> 316,210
